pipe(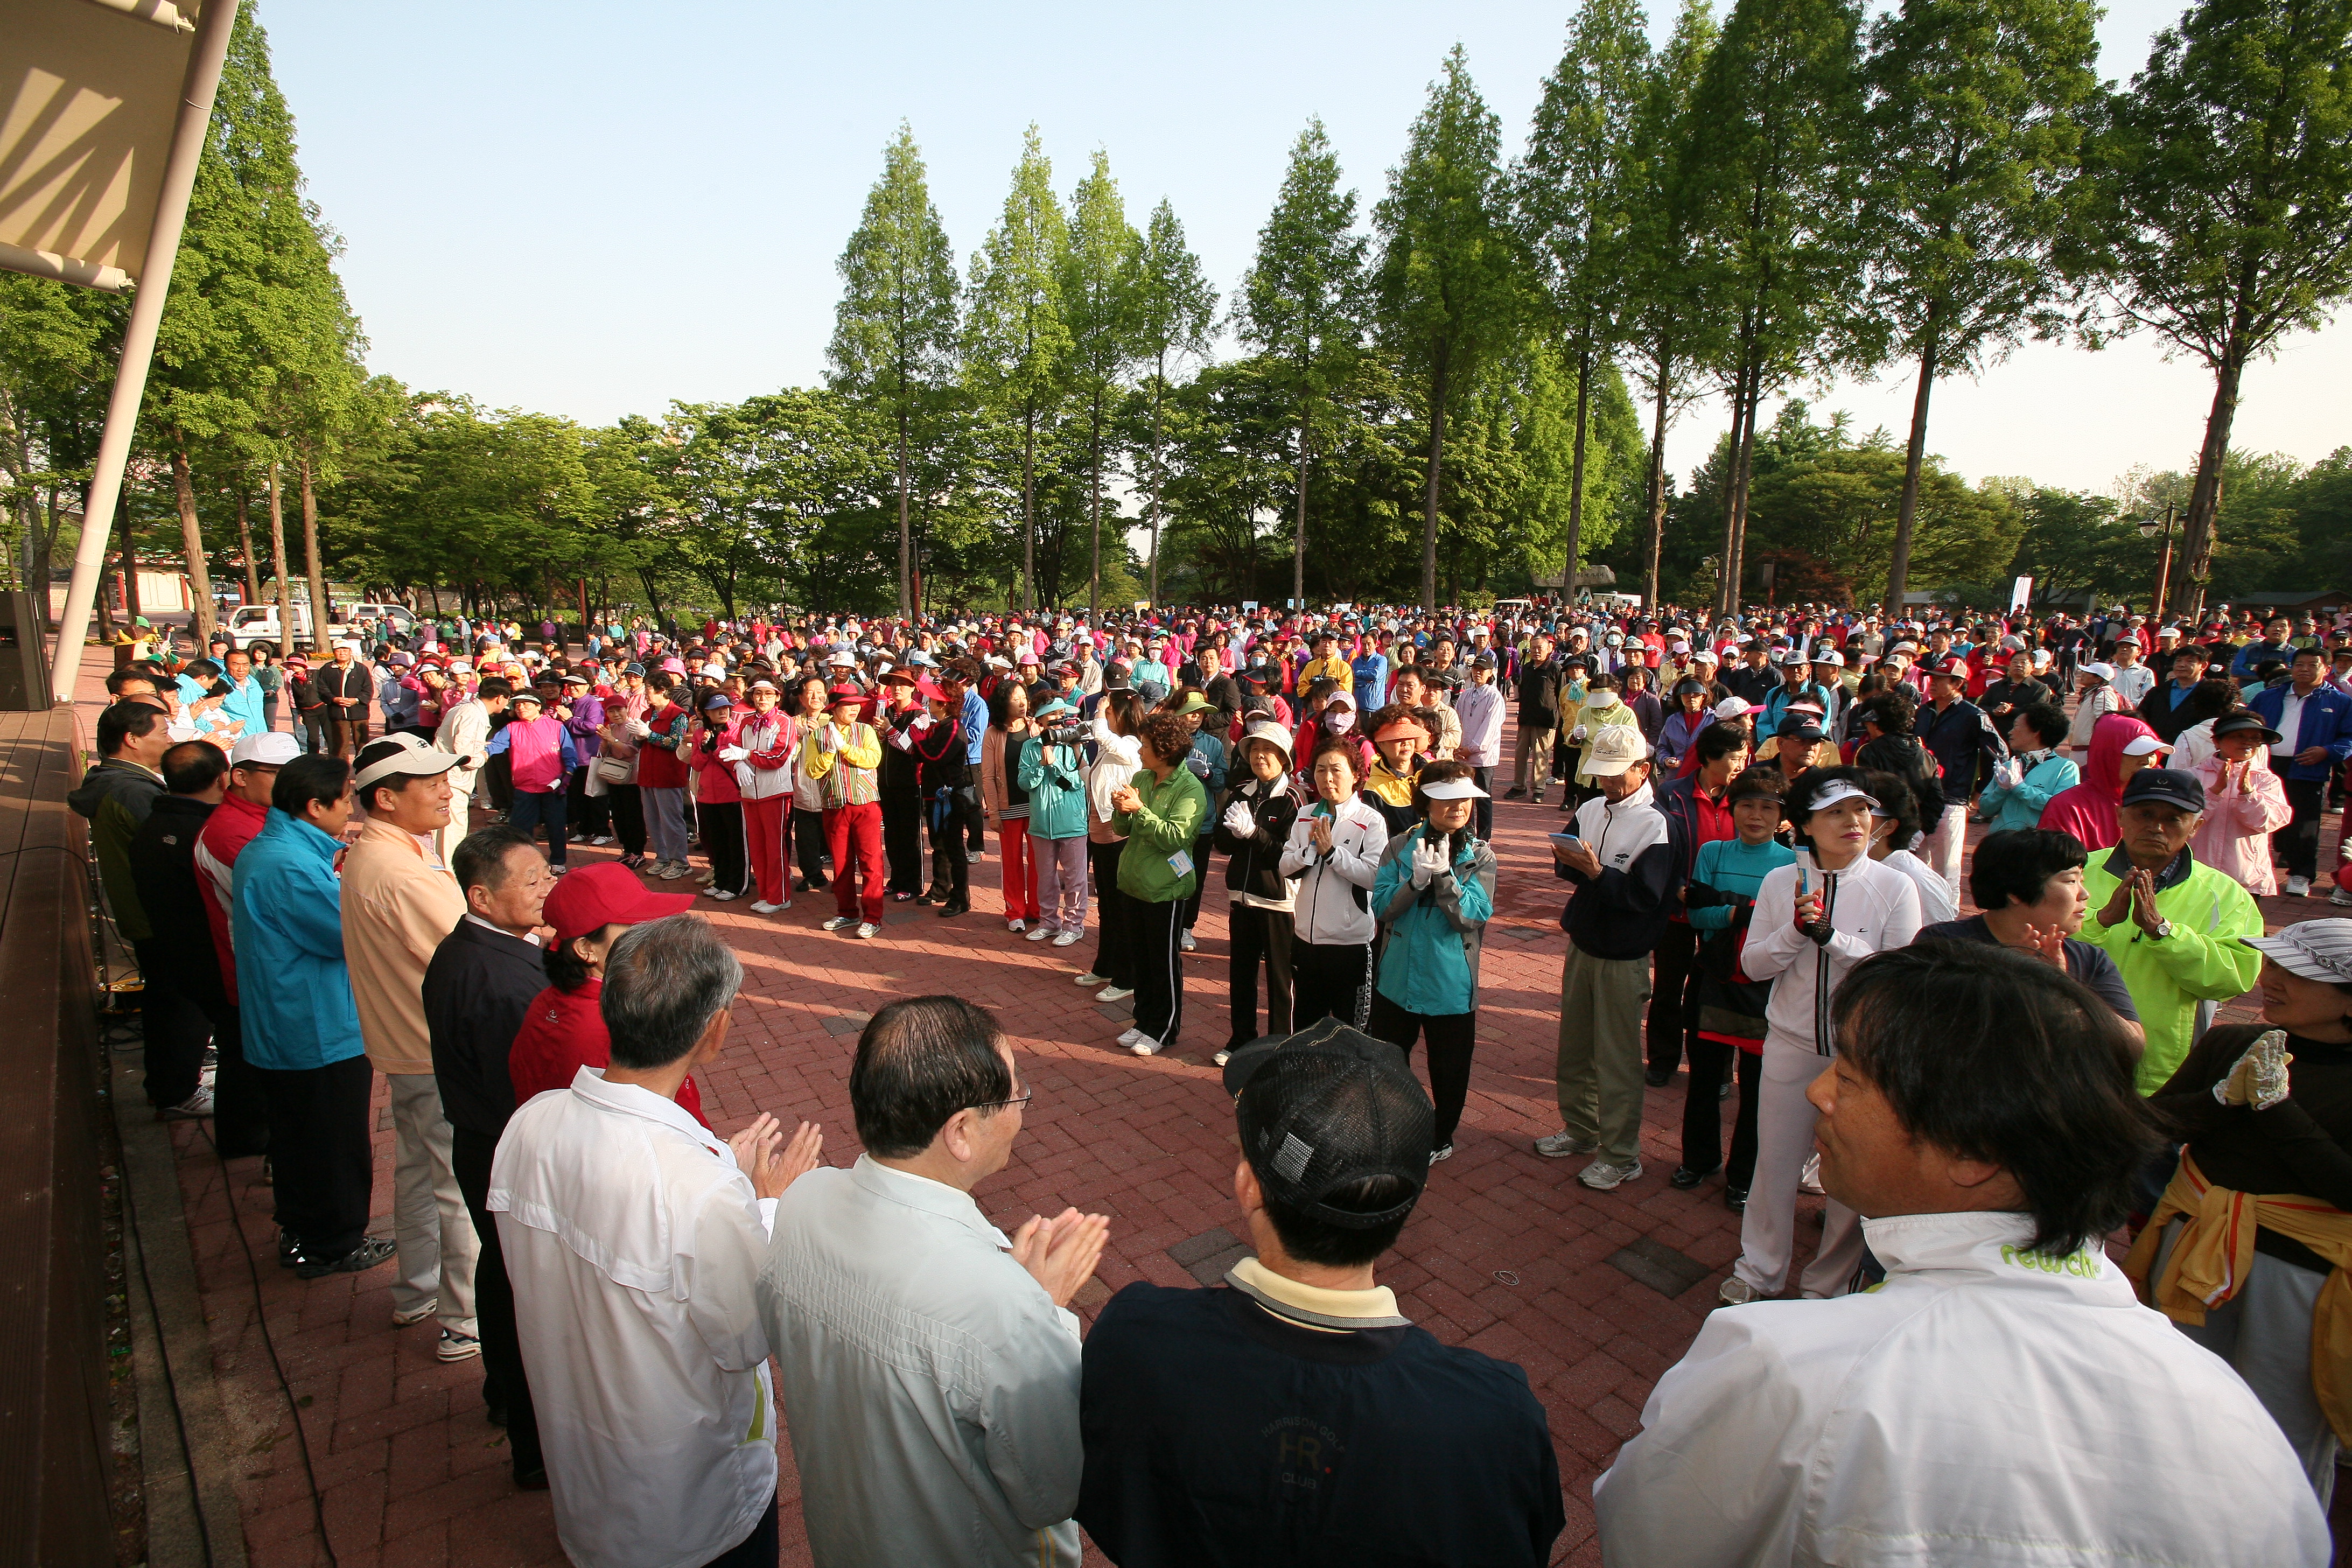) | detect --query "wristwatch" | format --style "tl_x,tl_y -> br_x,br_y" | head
2150,919 -> 2173,941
